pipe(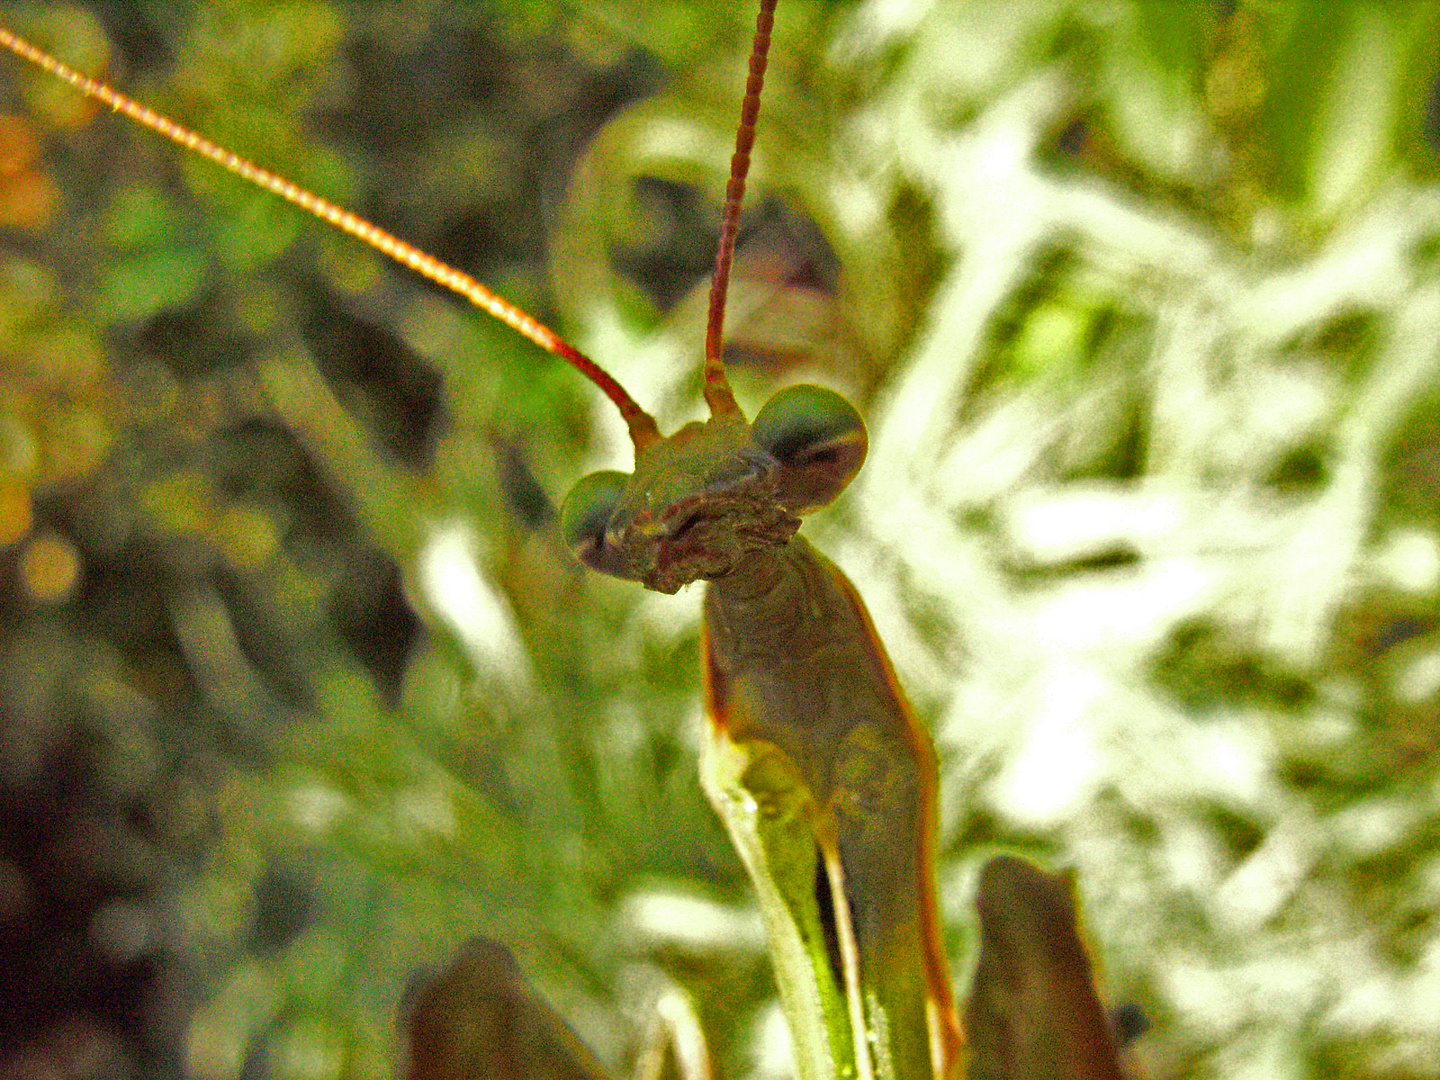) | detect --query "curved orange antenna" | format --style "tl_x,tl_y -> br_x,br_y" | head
0,24 -> 663,453
703,0 -> 777,421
